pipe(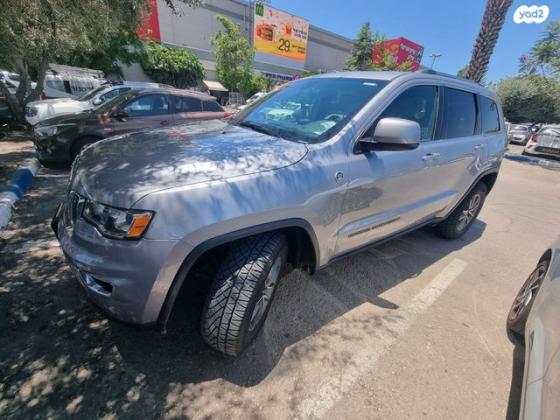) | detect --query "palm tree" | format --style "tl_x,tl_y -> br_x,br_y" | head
465,0 -> 513,83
